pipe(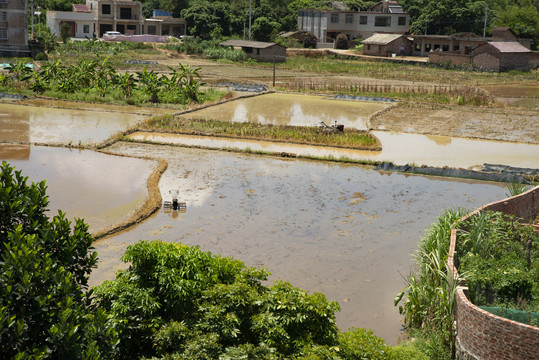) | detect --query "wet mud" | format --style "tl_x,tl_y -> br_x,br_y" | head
371,103 -> 539,144
91,142 -> 508,344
